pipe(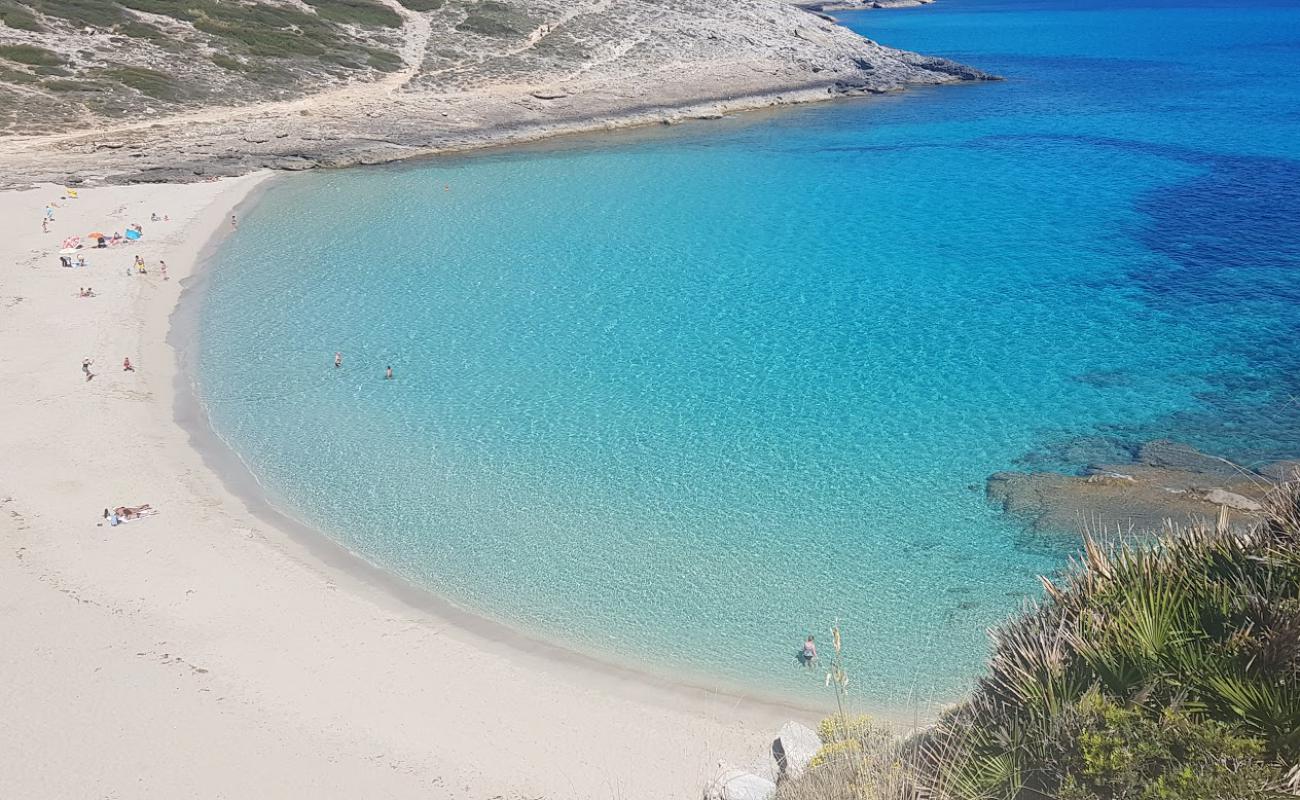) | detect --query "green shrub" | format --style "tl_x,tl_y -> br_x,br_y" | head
0,1 -> 44,31
396,0 -> 443,9
910,484 -> 1300,799
1053,692 -> 1283,800
115,0 -> 202,19
302,0 -> 402,28
209,53 -> 250,72
364,46 -> 403,72
0,64 -> 37,83
194,19 -> 329,57
43,77 -> 108,92
456,0 -> 531,36
103,65 -> 182,100
115,20 -> 168,42
0,43 -> 63,66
